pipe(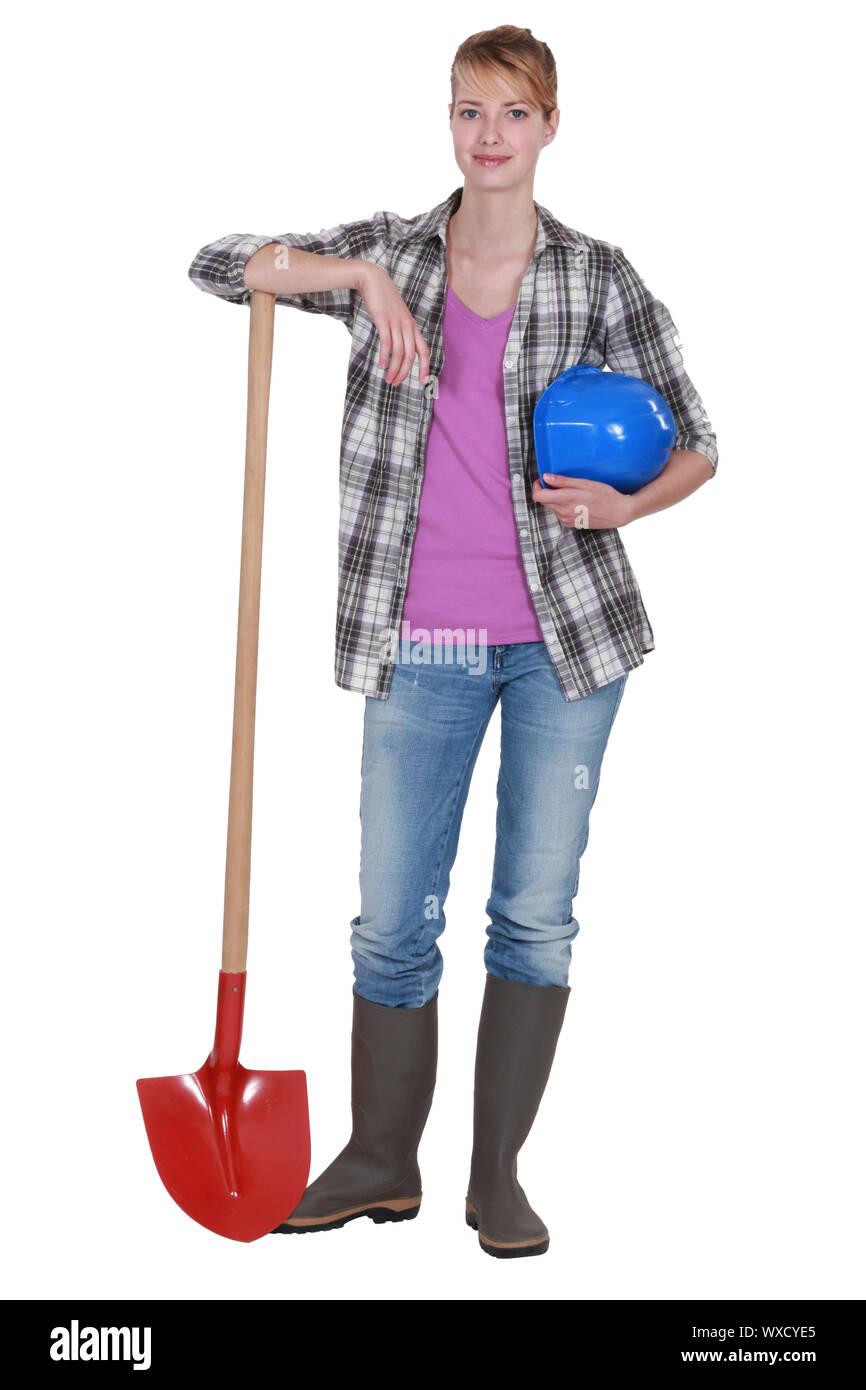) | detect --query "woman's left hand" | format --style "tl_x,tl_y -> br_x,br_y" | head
531,474 -> 635,529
